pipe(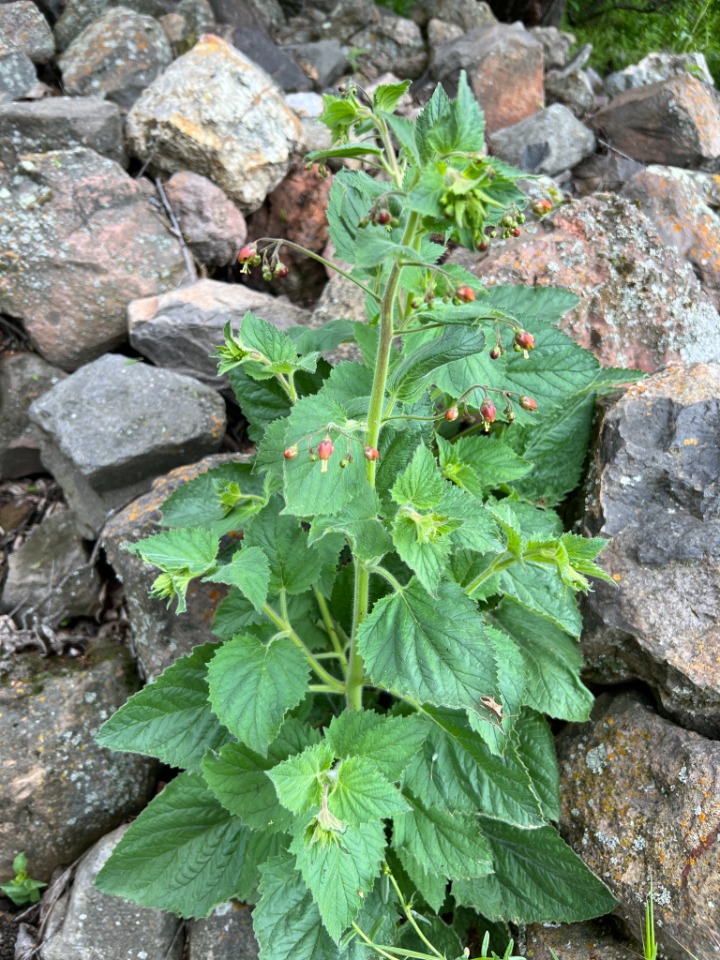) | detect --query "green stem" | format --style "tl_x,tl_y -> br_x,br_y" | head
262,602 -> 345,693
313,586 -> 347,665
253,237 -> 381,303
367,564 -> 405,593
386,868 -> 444,960
350,924 -> 401,960
346,561 -> 368,711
